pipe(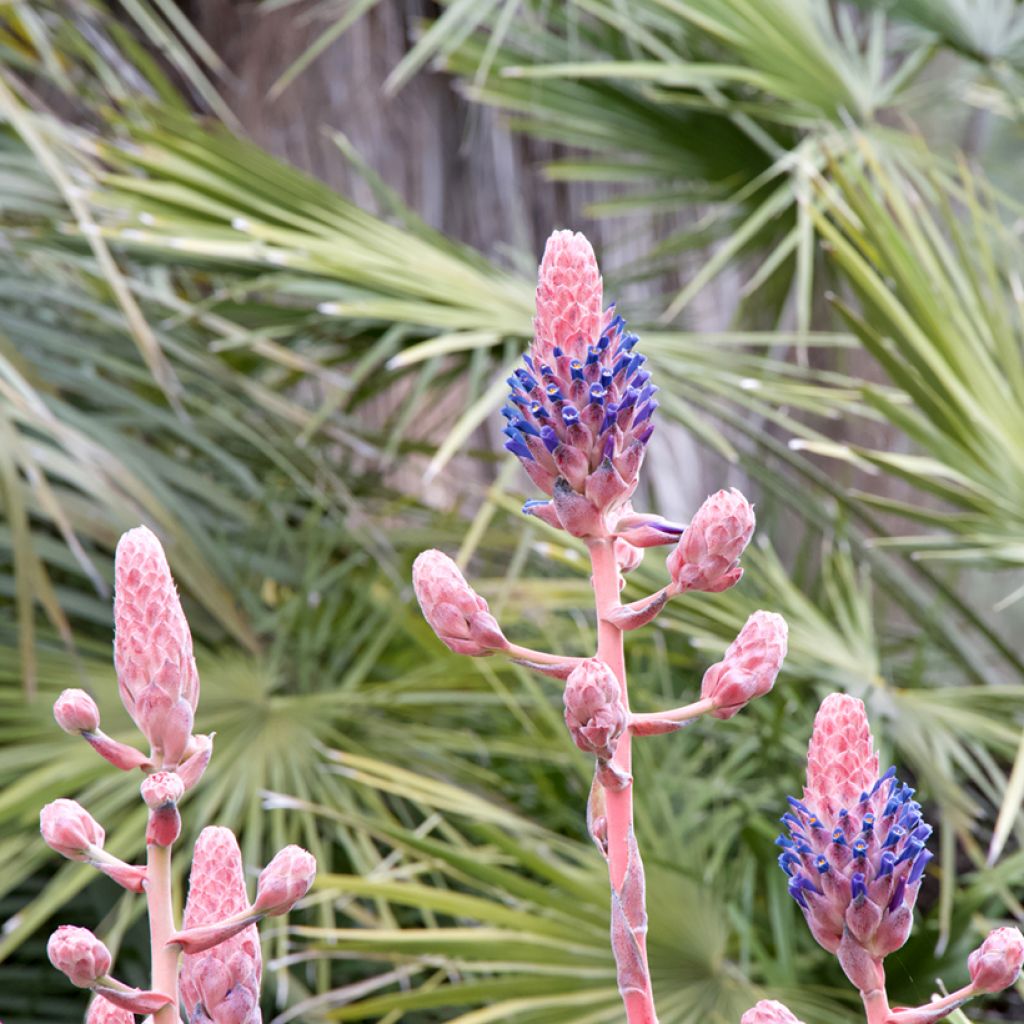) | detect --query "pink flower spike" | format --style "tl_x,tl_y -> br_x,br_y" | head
563,658 -> 627,760
114,525 -> 200,760
666,488 -> 755,594
40,799 -> 104,861
53,689 -> 100,735
86,996 -> 134,1024
180,828 -> 261,1007
252,845 -> 317,917
741,1000 -> 806,1024
412,550 -> 508,656
47,925 -> 111,987
804,693 -> 880,819
532,229 -> 603,365
700,611 -> 788,720
968,926 -> 1024,993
